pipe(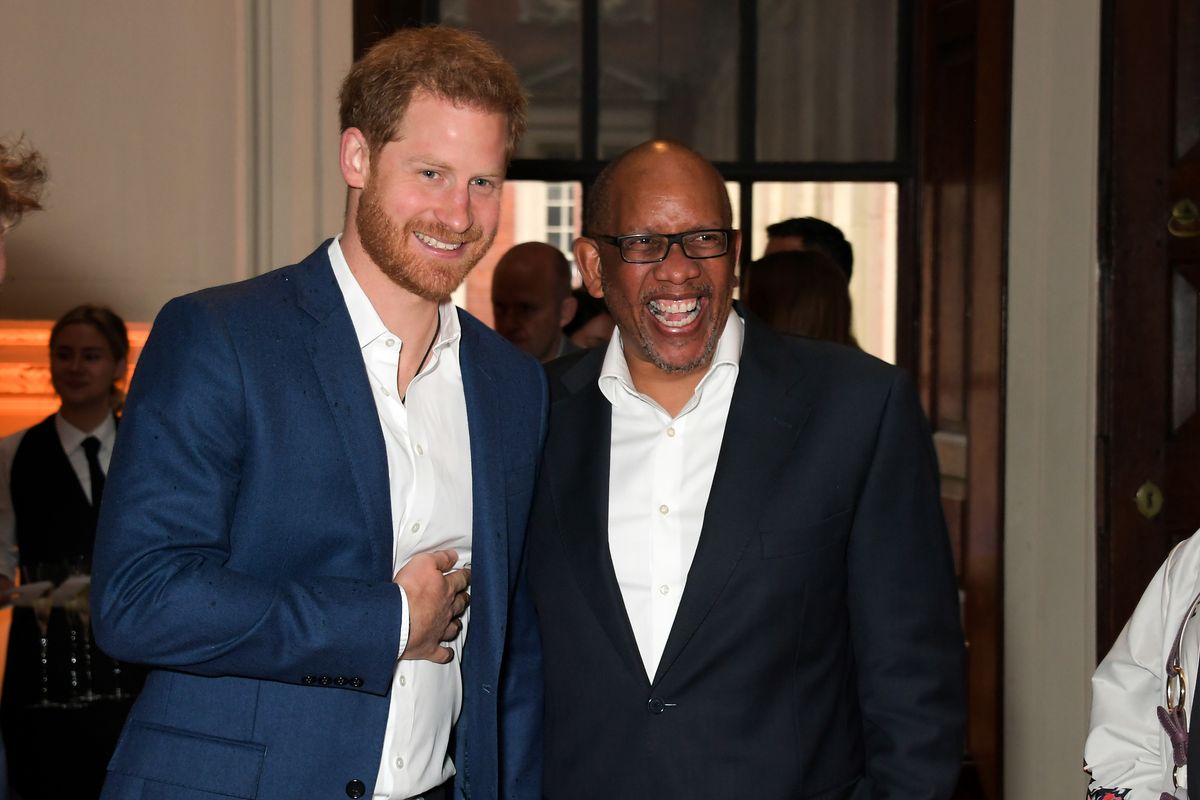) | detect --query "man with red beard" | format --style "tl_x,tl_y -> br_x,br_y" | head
91,27 -> 545,800
526,140 -> 966,798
